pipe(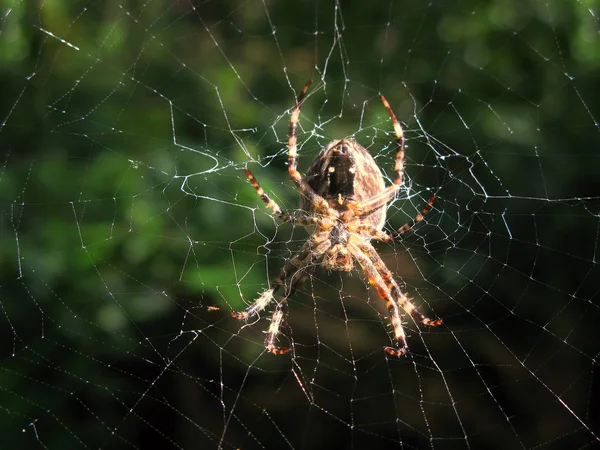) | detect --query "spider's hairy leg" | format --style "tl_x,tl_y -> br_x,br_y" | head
288,80 -> 311,168
261,237 -> 328,355
358,195 -> 437,243
287,81 -> 331,213
262,266 -> 314,355
348,242 -> 408,356
232,234 -> 329,319
245,168 -> 289,221
380,95 -> 405,187
265,303 -> 290,355
388,195 -> 436,240
355,95 -> 407,216
231,288 -> 277,321
231,241 -> 311,320
232,233 -> 331,355
355,184 -> 399,217
244,168 -> 317,226
351,223 -> 391,243
360,241 -> 443,328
